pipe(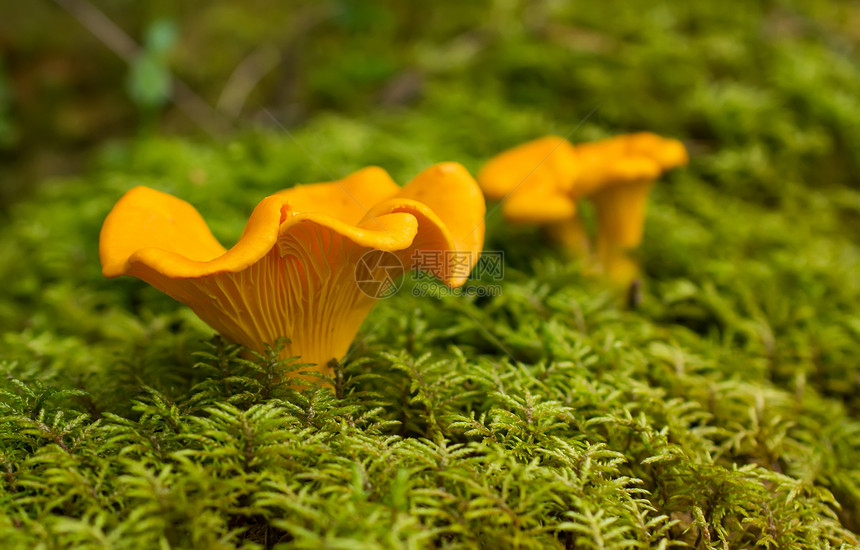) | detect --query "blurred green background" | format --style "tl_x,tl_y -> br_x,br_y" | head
2,0 -> 858,213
